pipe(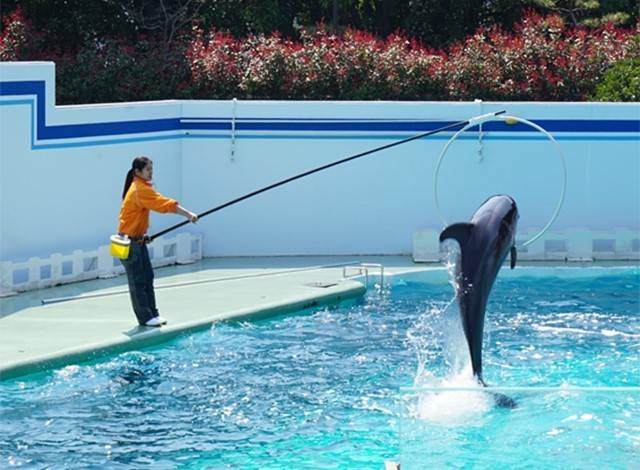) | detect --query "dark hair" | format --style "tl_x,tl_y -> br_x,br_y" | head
122,156 -> 152,199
